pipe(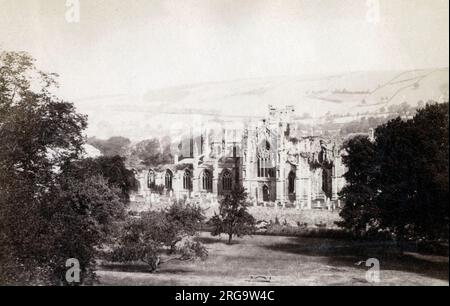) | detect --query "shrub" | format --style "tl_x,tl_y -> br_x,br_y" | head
109,201 -> 207,272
